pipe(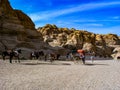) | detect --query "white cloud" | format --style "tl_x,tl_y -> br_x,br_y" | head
29,1 -> 120,21
112,16 -> 120,19
84,23 -> 104,27
87,25 -> 120,35
73,19 -> 120,23
35,19 -> 120,36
